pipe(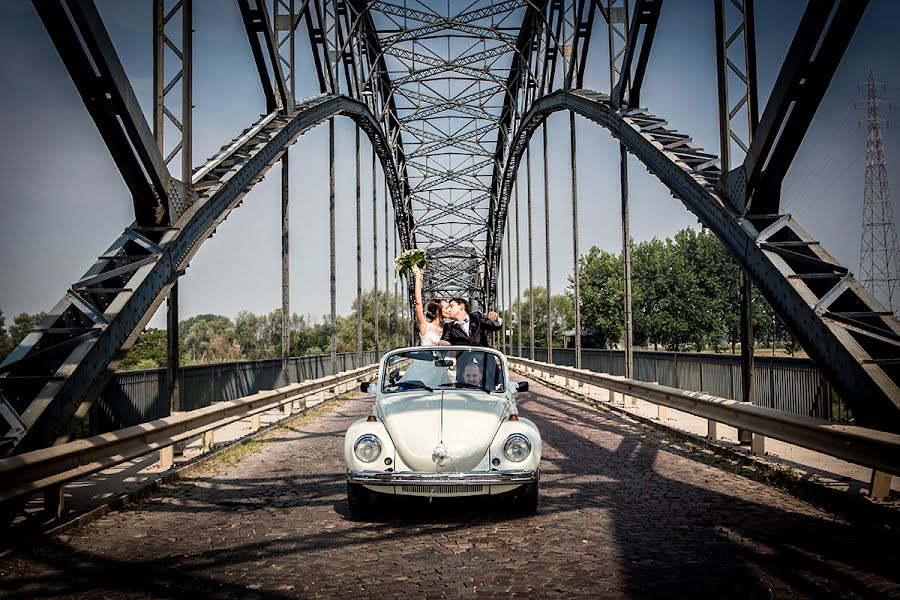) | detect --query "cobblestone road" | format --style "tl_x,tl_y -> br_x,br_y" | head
2,380 -> 898,599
